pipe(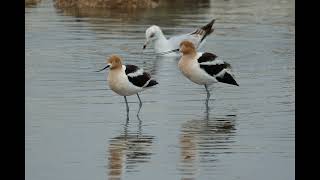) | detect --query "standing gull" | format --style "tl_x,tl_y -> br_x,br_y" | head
143,19 -> 215,55
96,55 -> 158,115
162,40 -> 239,105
